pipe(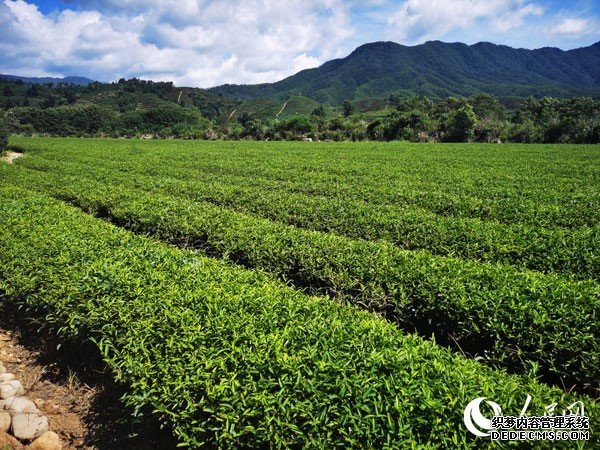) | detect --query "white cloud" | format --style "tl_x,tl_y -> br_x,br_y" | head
0,0 -> 598,86
554,18 -> 589,35
490,3 -> 543,33
385,0 -> 544,44
0,0 -> 353,86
